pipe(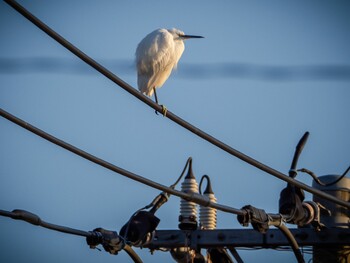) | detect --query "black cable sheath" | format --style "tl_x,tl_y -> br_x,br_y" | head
0,209 -> 90,236
3,0 -> 350,210
123,245 -> 143,263
289,132 -> 309,177
267,214 -> 305,263
277,224 -> 305,263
